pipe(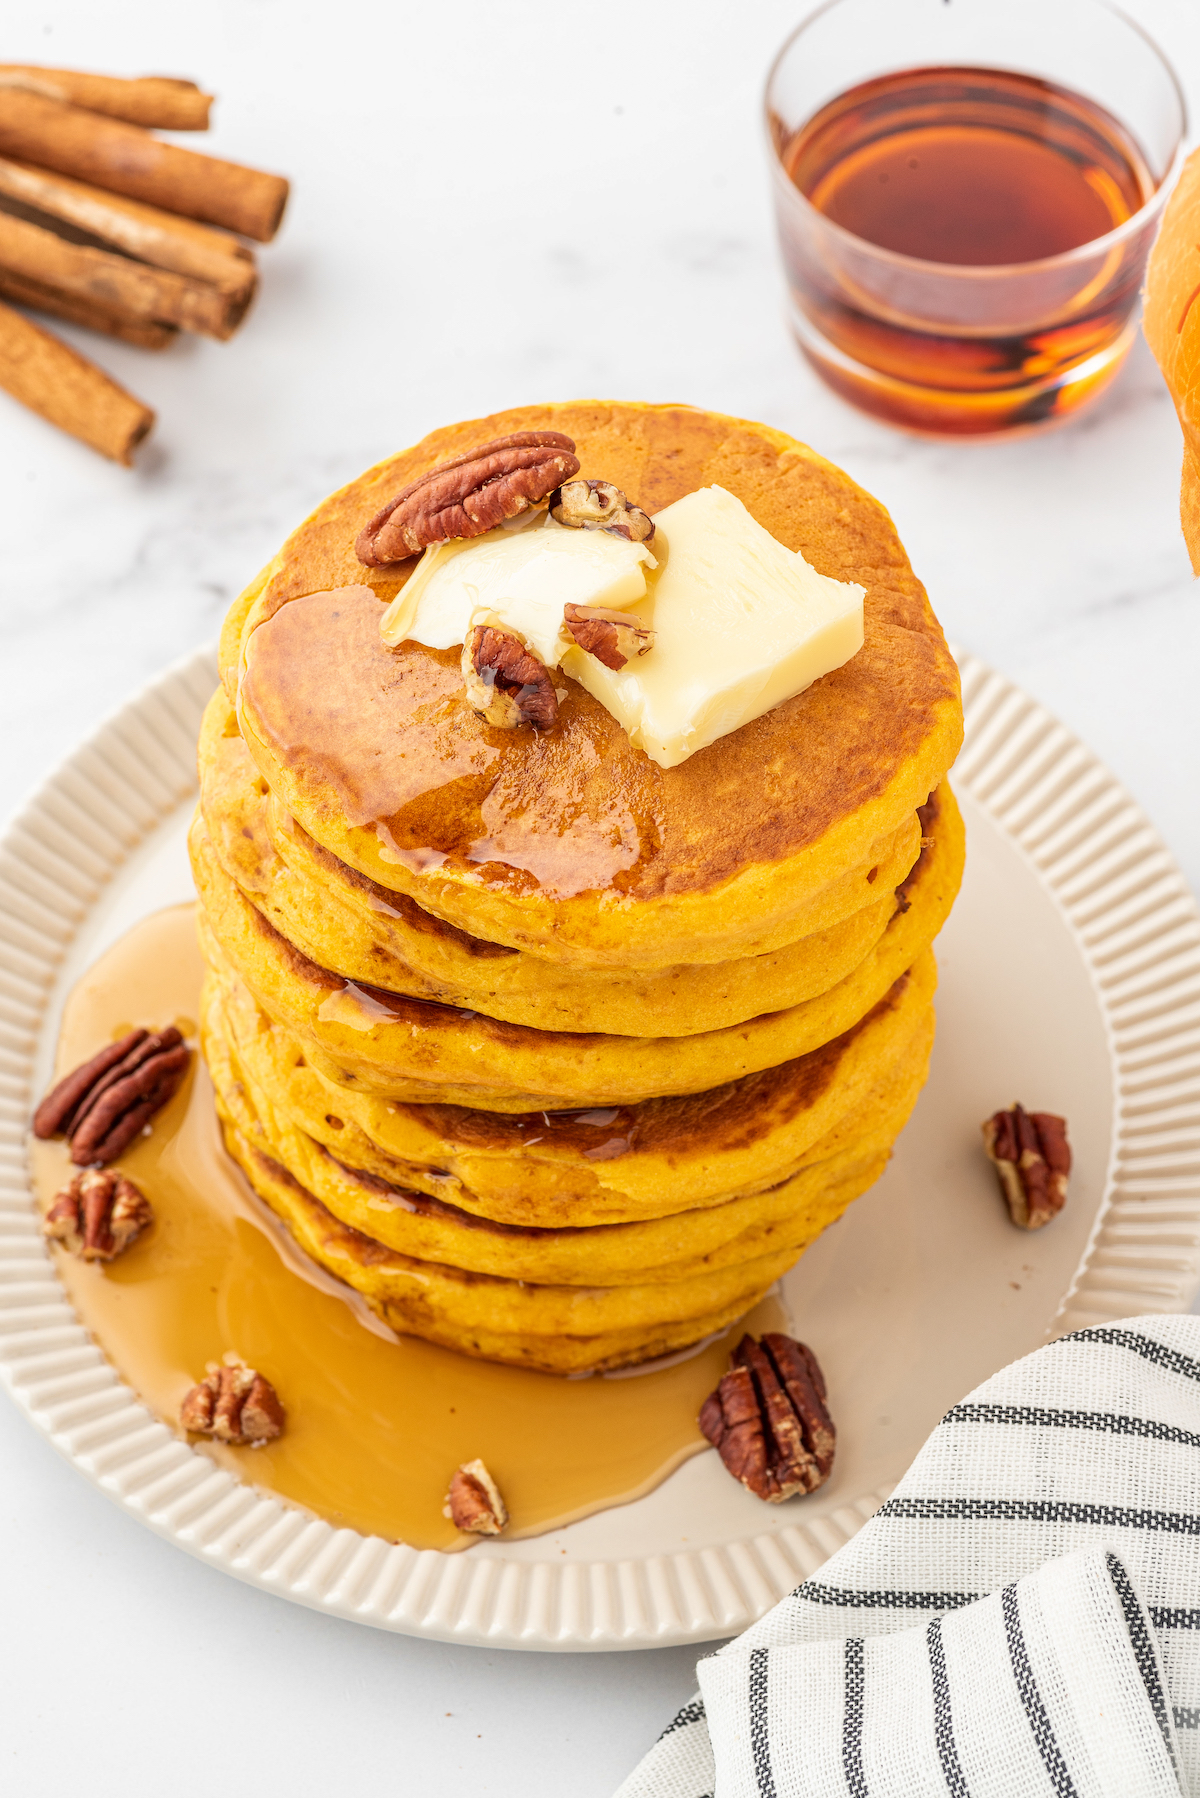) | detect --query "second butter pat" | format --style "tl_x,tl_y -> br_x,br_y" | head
379,485 -> 865,768
562,487 -> 864,767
